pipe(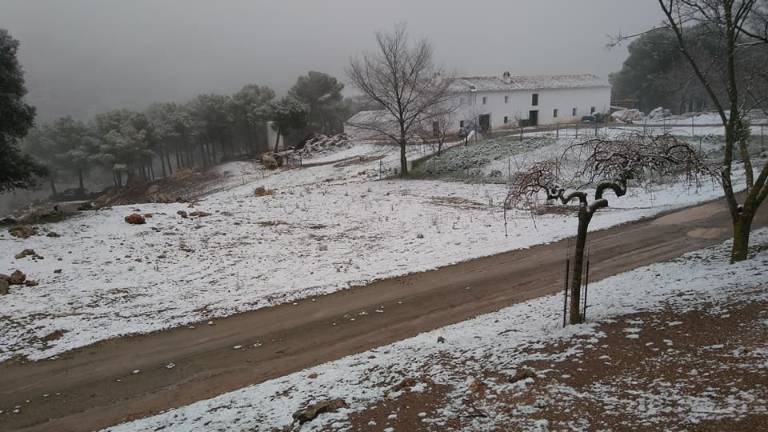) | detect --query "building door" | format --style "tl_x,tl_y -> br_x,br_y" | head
528,110 -> 539,127
478,114 -> 491,132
